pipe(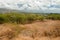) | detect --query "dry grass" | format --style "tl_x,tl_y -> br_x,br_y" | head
0,20 -> 60,40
